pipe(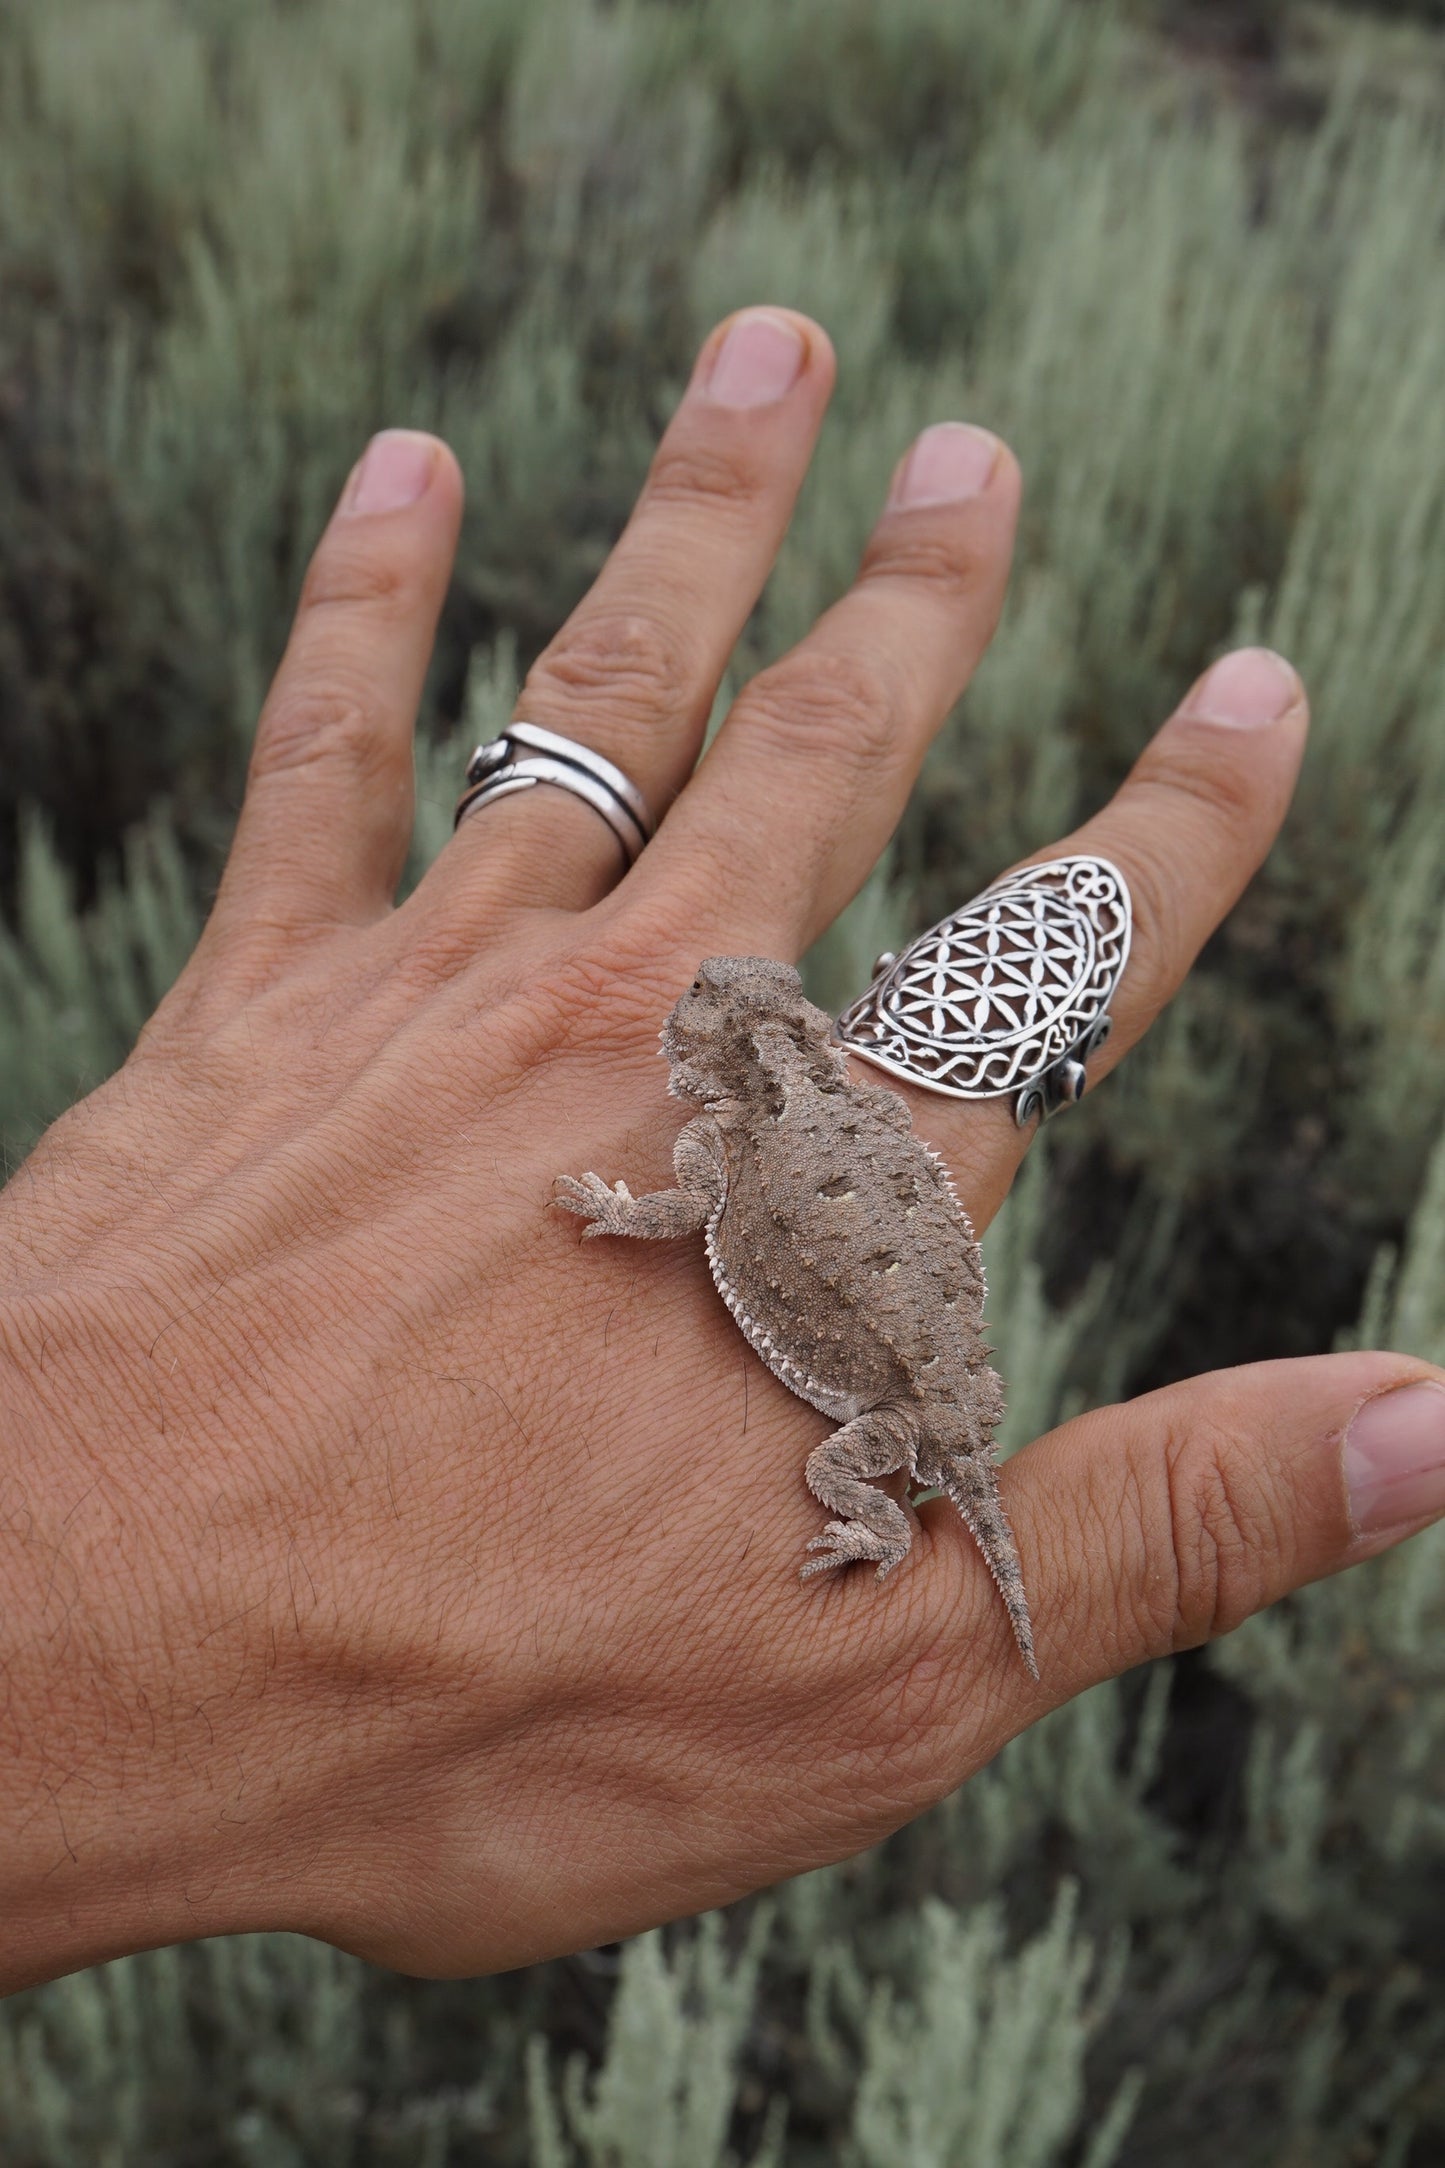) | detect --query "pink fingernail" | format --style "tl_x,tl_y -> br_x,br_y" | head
344,430 -> 438,516
888,422 -> 1000,510
1177,648 -> 1301,729
705,311 -> 807,409
1344,1381 -> 1445,1536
